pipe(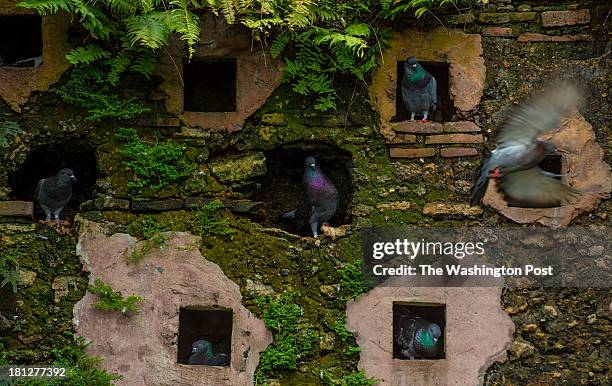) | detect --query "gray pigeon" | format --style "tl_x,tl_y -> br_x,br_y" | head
470,83 -> 581,208
188,340 -> 228,366
395,315 -> 442,359
401,56 -> 437,121
281,156 -> 339,238
35,168 -> 76,223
